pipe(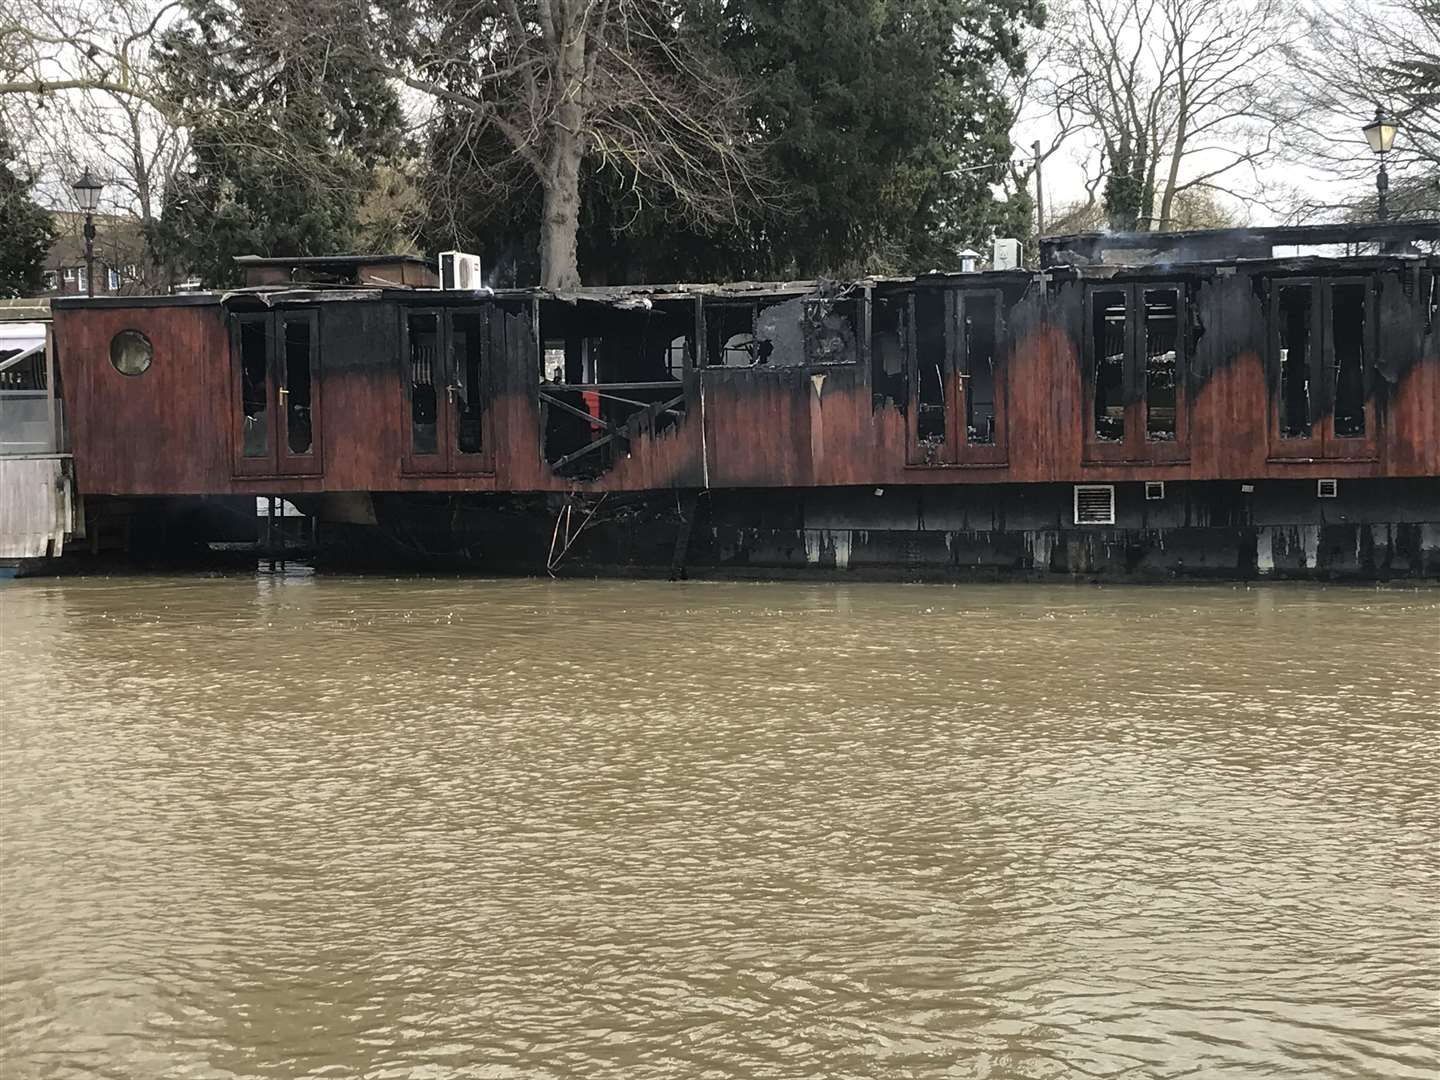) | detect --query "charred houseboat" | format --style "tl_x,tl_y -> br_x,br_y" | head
46,223 -> 1440,580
